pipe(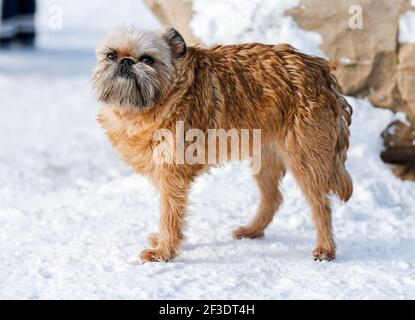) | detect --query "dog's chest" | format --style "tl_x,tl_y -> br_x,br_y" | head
98,107 -> 157,175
